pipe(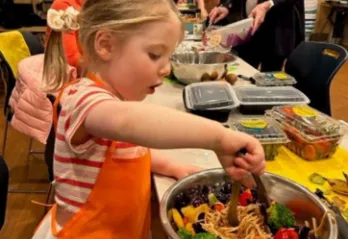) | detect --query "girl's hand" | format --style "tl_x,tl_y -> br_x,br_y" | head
150,150 -> 203,180
172,164 -> 203,180
215,131 -> 265,181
